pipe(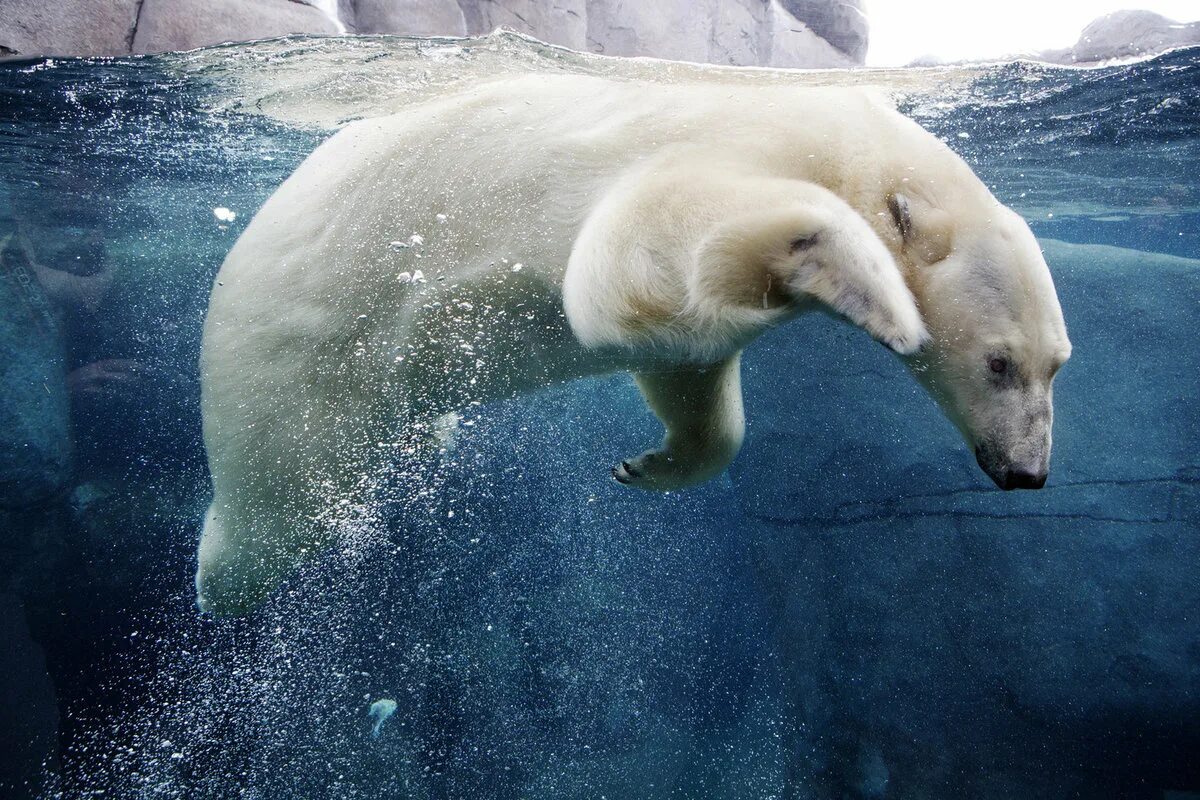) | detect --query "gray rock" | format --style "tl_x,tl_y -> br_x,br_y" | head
582,0 -> 725,62
565,0 -> 855,67
131,0 -> 338,54
350,0 -> 467,37
1029,10 -> 1200,65
766,0 -> 855,68
0,0 -> 139,59
1070,10 -> 1199,63
335,0 -> 863,67
462,0 -> 587,51
904,53 -> 945,67
3,0 -> 866,67
779,0 -> 868,62
0,0 -> 340,59
339,0 -> 357,31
